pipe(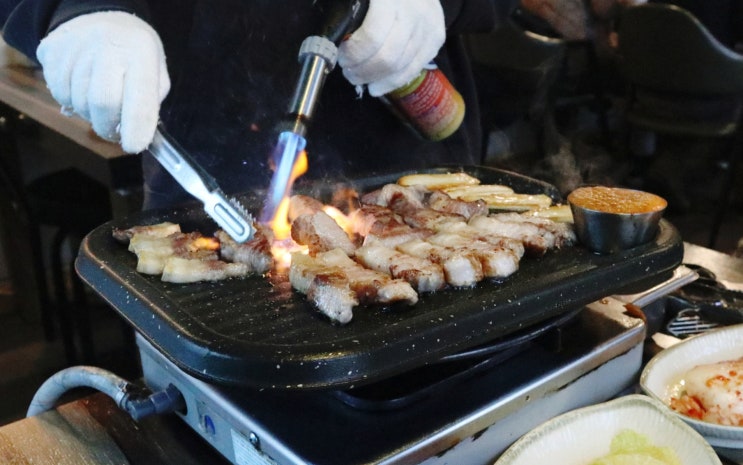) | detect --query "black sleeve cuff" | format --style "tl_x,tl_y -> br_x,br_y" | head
1,0 -> 150,63
47,0 -> 151,32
